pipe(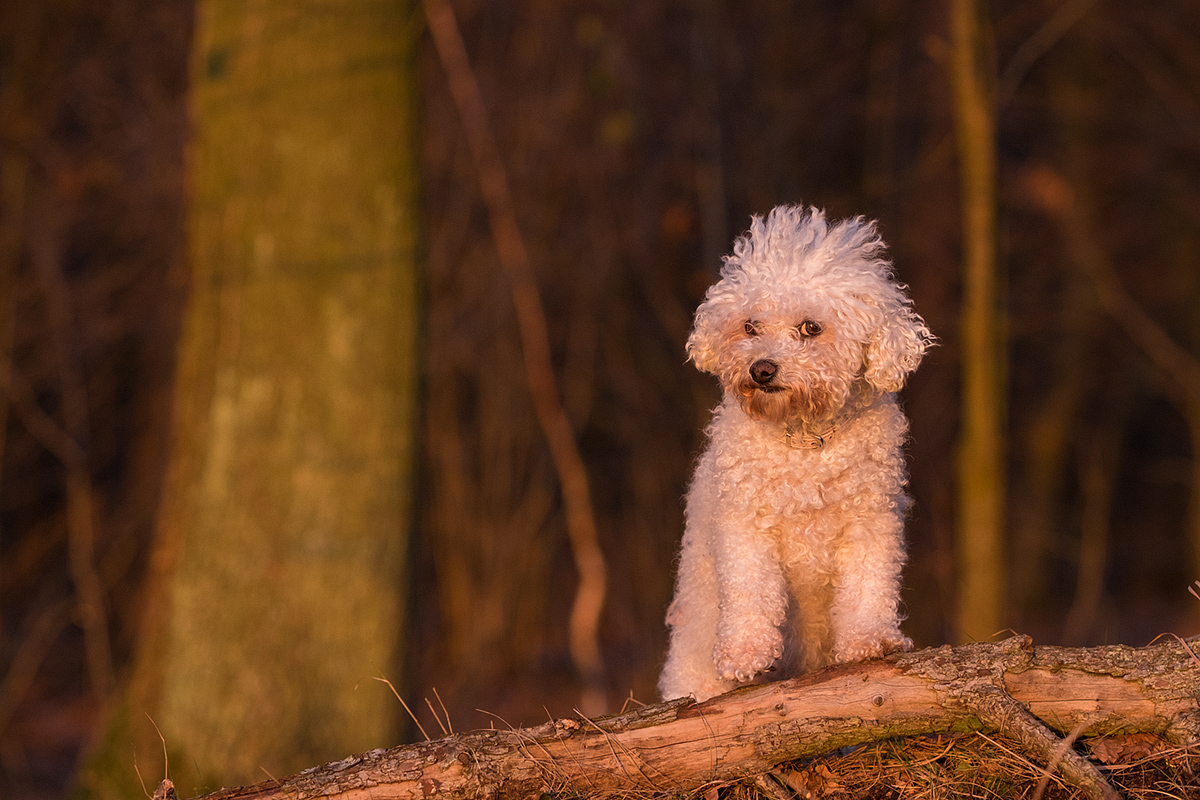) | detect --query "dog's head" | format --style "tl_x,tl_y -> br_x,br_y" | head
686,205 -> 931,425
